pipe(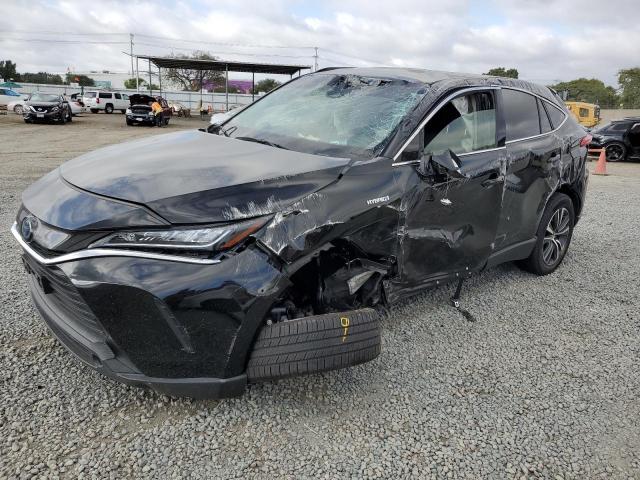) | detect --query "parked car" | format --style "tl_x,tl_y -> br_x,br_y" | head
589,117 -> 640,161
125,94 -> 172,126
7,97 -> 27,115
0,87 -> 21,108
565,101 -> 600,128
12,68 -> 589,398
9,94 -> 84,116
83,91 -> 129,114
169,102 -> 191,117
23,93 -> 72,124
